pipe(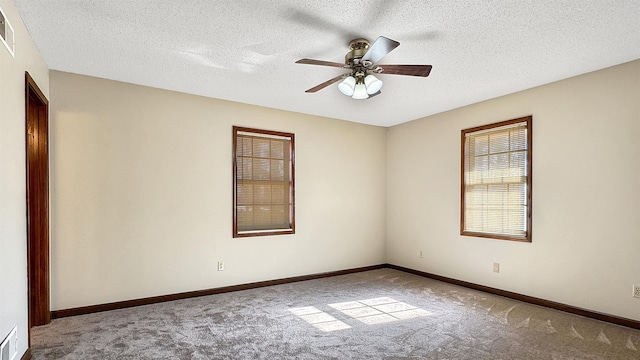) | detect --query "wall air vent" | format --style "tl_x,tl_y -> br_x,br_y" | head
0,327 -> 18,360
0,5 -> 15,58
